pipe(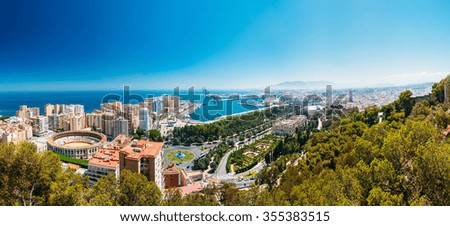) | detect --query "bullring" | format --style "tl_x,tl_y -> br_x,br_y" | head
47,130 -> 107,159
